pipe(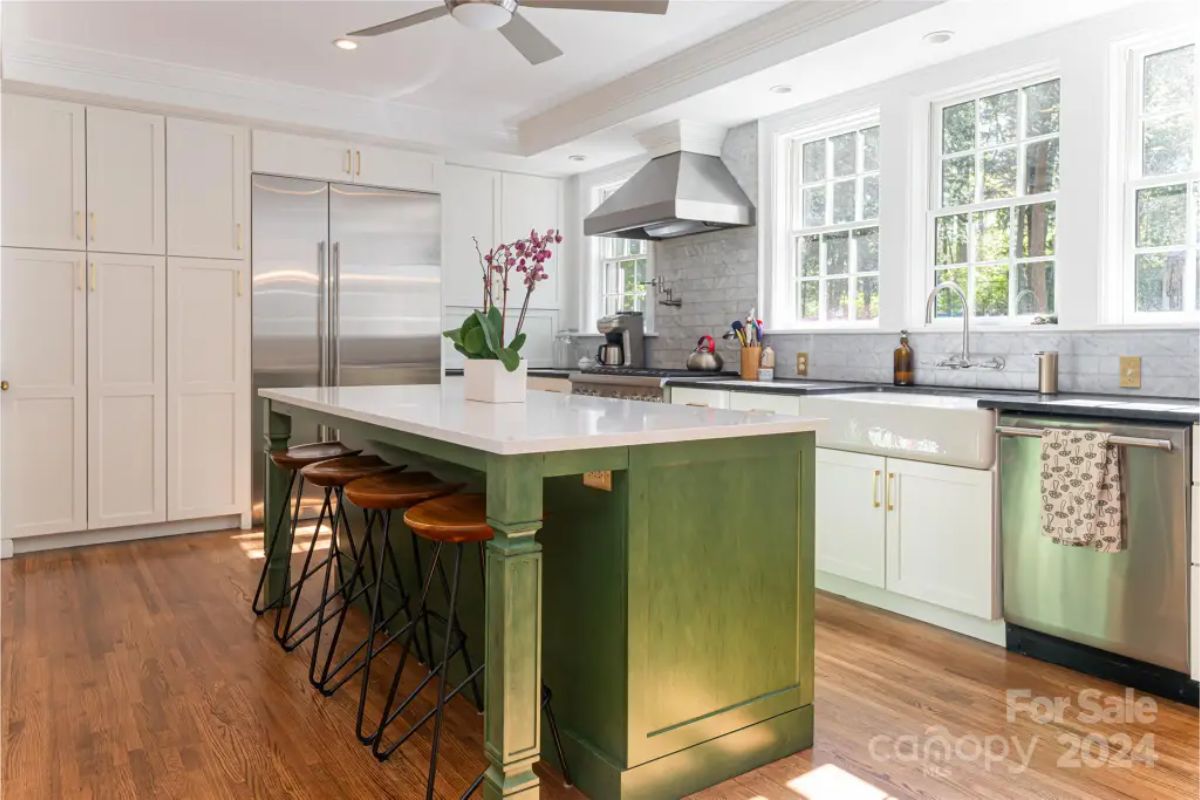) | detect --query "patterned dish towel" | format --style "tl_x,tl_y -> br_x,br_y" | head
1040,428 -> 1124,553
